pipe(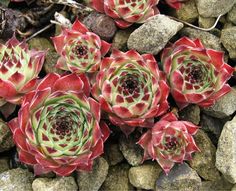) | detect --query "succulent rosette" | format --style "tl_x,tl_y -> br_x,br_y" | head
8,73 -> 110,176
164,0 -> 188,9
92,49 -> 169,135
52,20 -> 110,74
161,37 -> 234,109
0,36 -> 45,106
138,113 -> 200,174
87,0 -> 159,28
